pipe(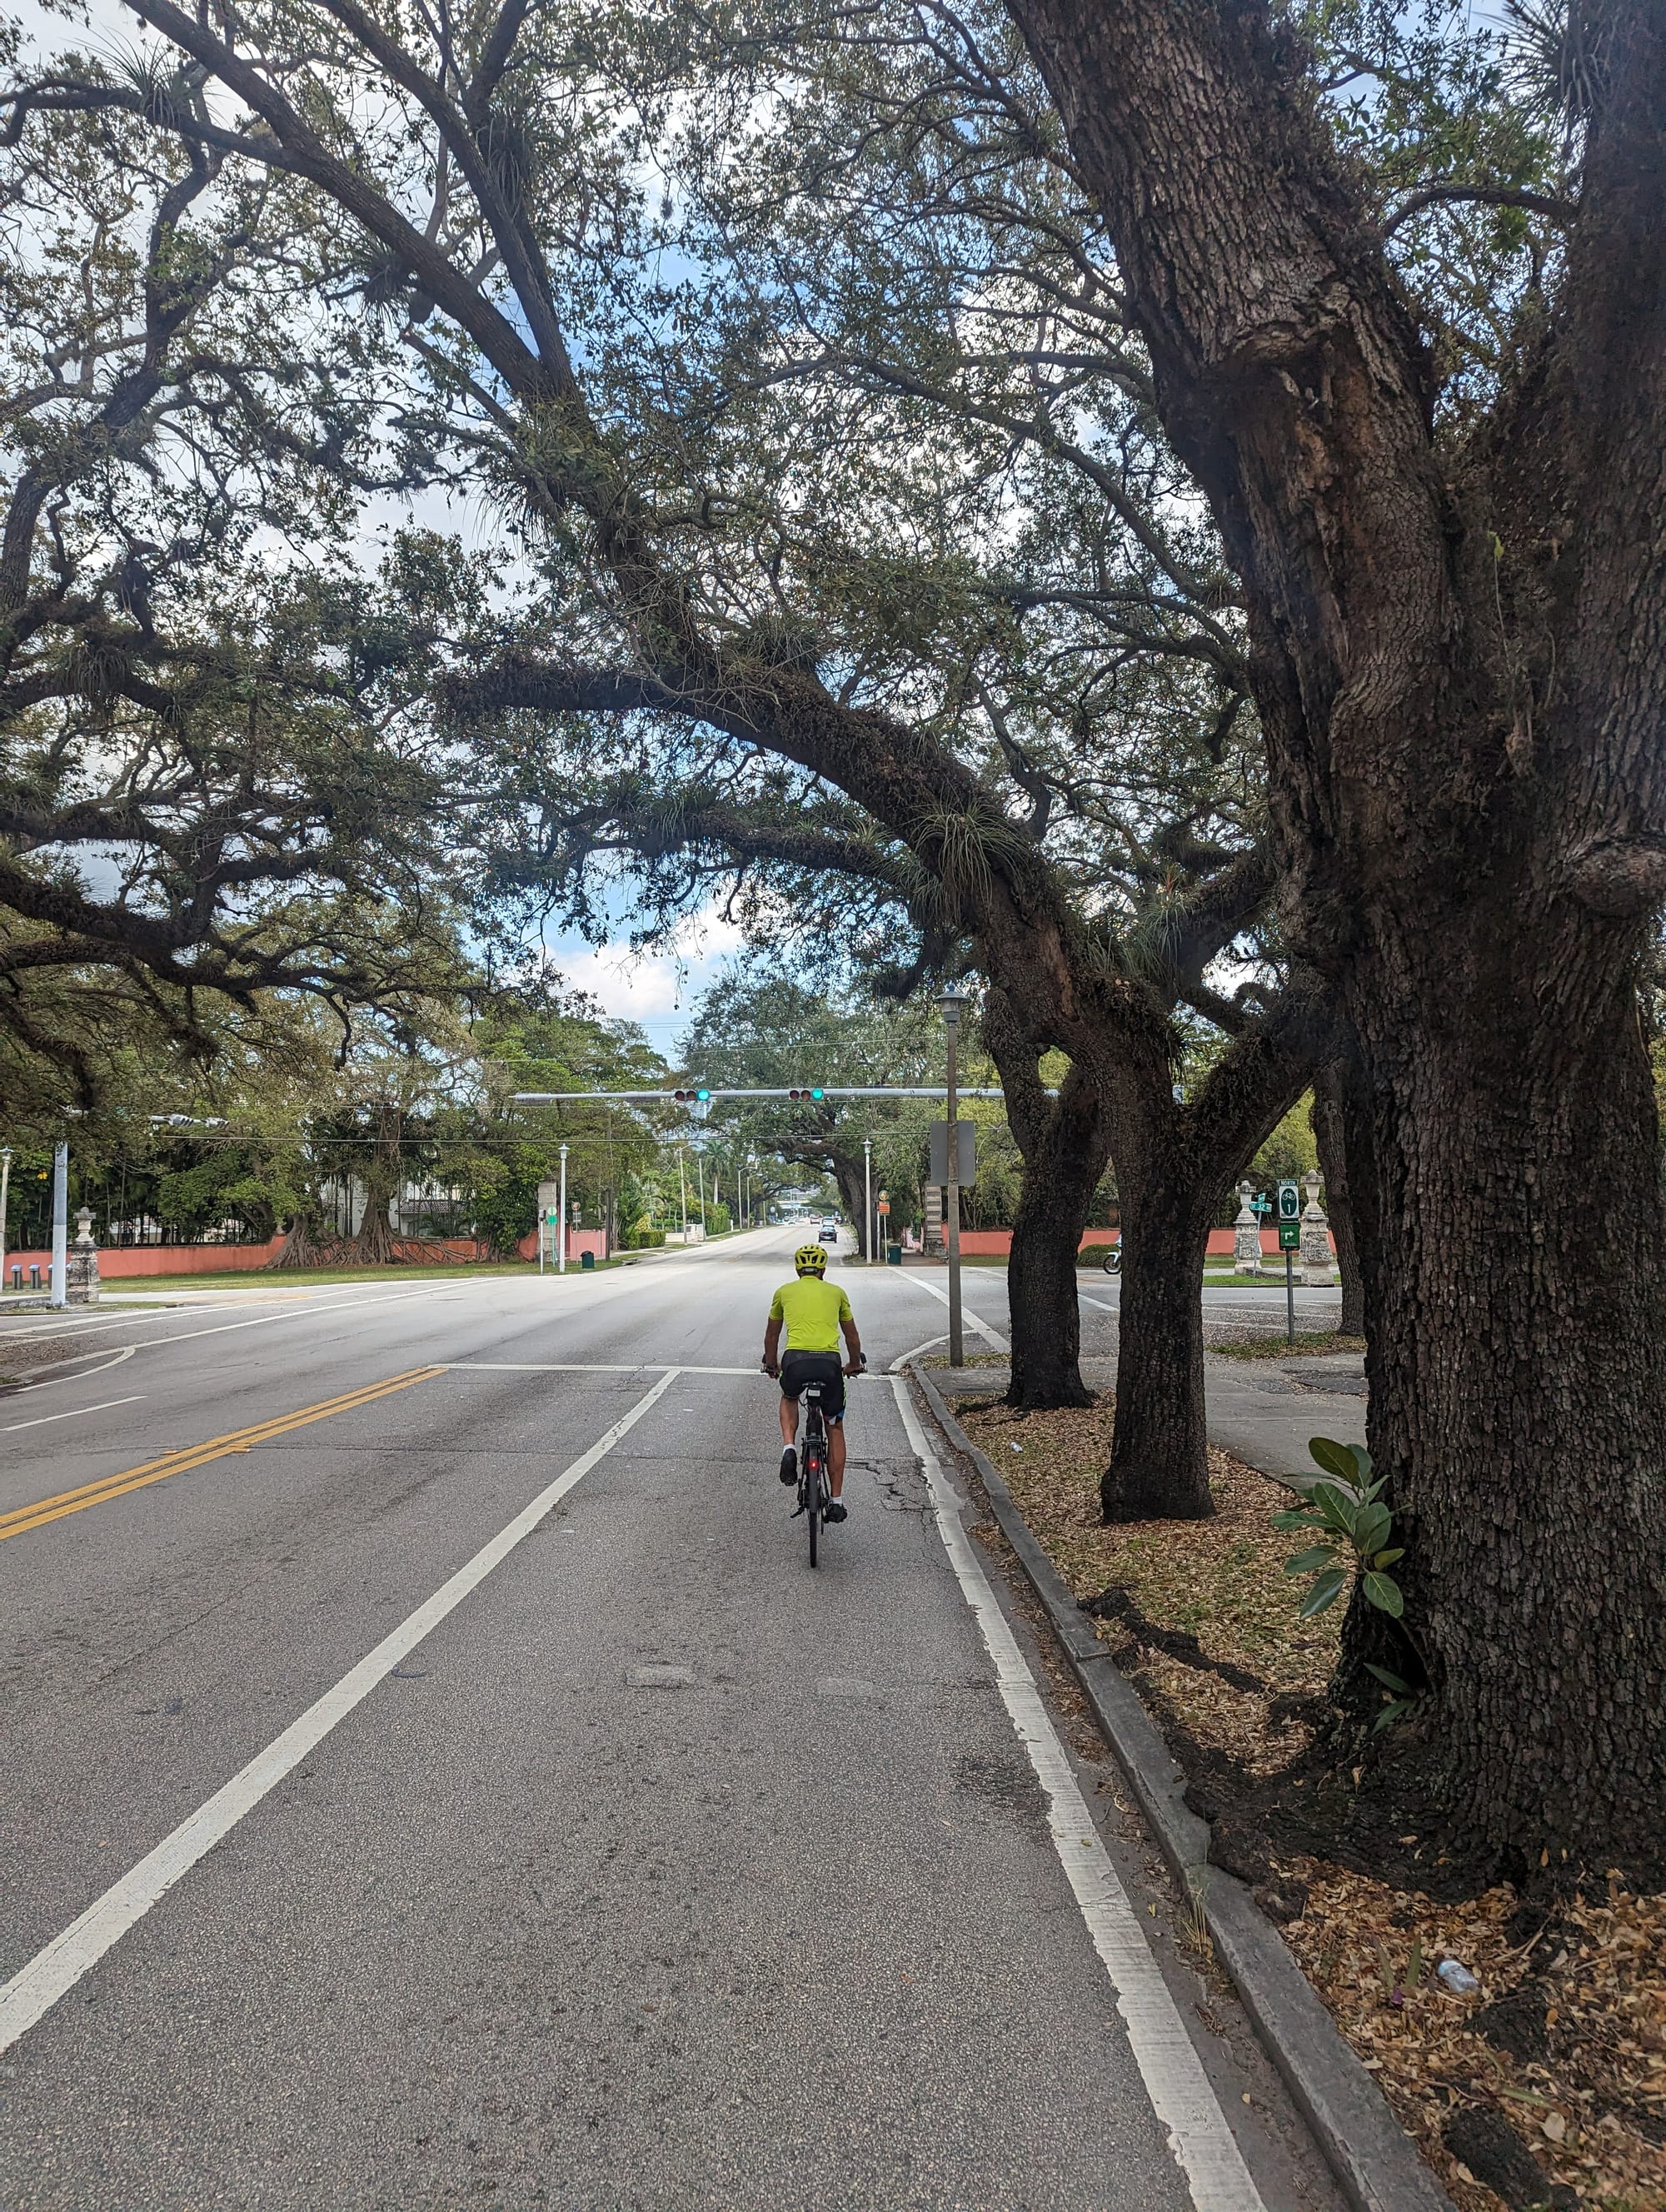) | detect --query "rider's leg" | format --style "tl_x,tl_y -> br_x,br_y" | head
779,1393 -> 798,1450
829,1417 -> 845,1496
